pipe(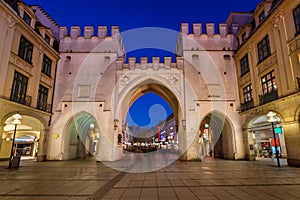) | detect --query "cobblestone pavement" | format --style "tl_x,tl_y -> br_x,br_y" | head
0,156 -> 300,200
